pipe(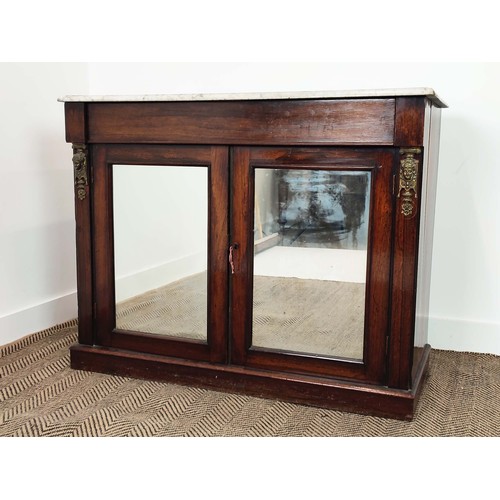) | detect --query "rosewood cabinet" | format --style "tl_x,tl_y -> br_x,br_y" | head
60,89 -> 446,419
